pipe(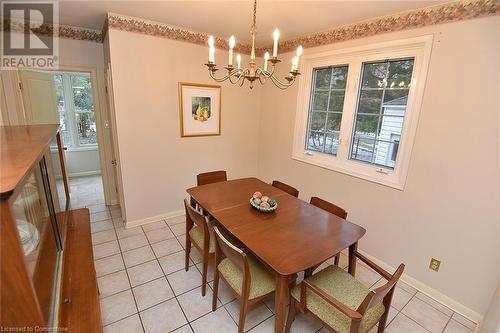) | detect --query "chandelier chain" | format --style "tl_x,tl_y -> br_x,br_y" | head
252,0 -> 257,30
